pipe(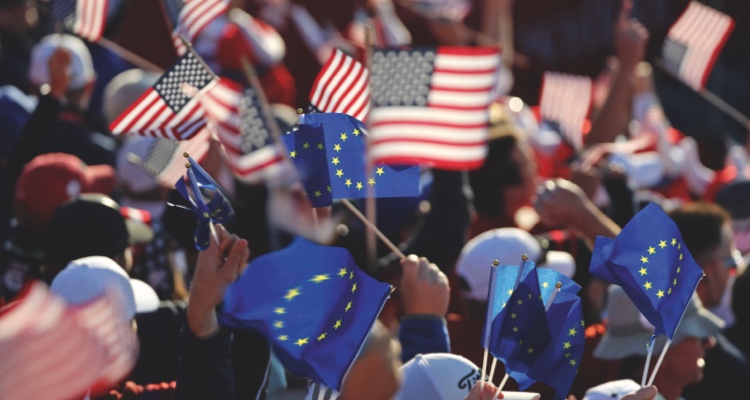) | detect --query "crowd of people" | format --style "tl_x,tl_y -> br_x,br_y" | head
1,0 -> 749,399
